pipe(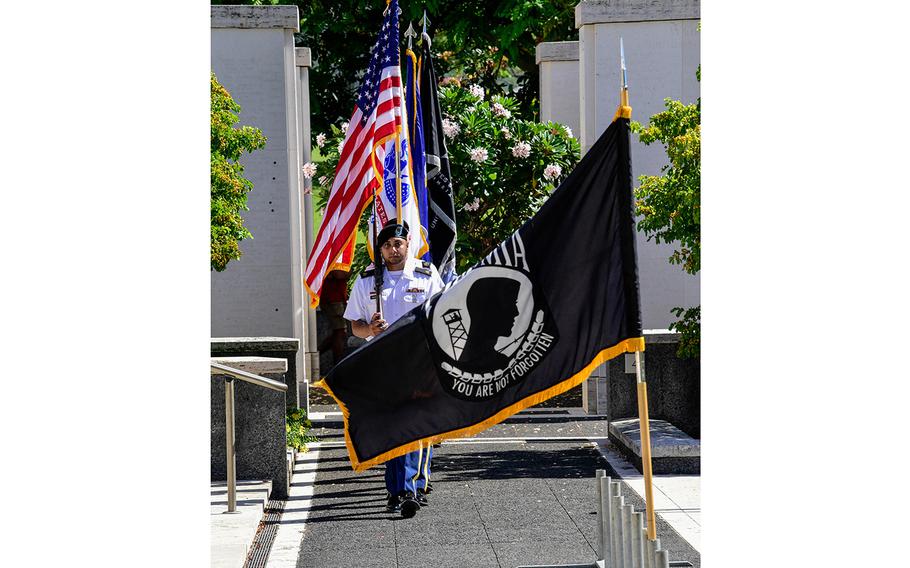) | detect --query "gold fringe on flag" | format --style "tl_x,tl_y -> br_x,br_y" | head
314,336 -> 645,472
